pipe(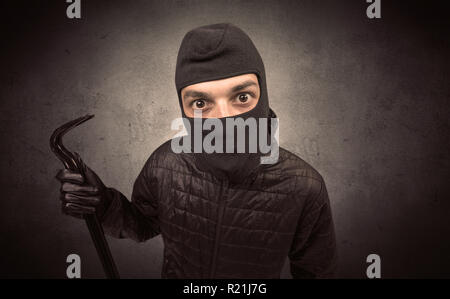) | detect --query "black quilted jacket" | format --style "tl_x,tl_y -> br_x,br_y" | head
100,140 -> 337,279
